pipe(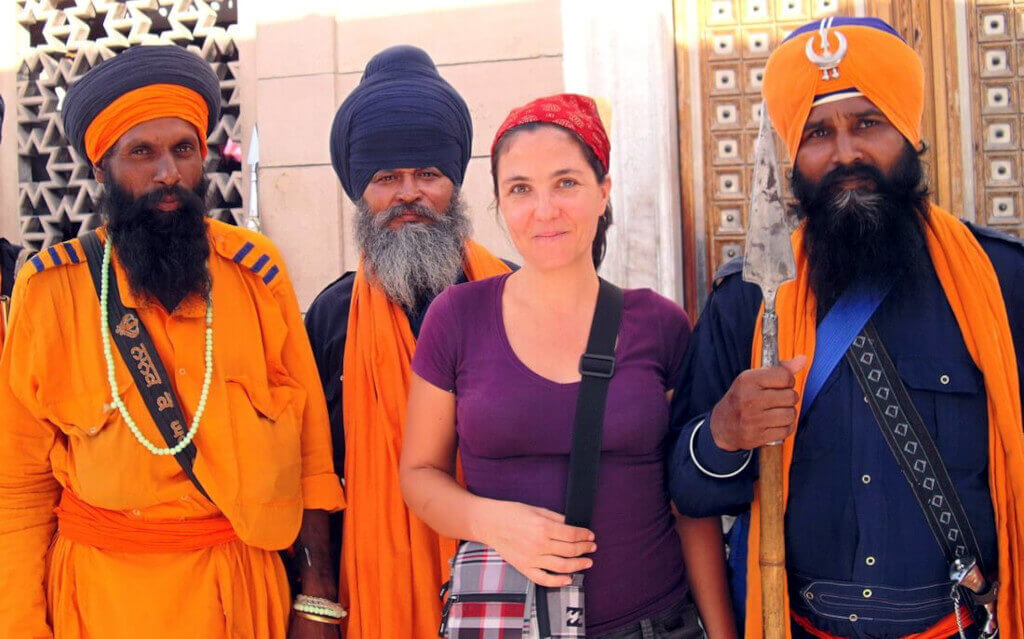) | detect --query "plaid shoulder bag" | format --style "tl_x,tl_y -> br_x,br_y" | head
440,278 -> 624,639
